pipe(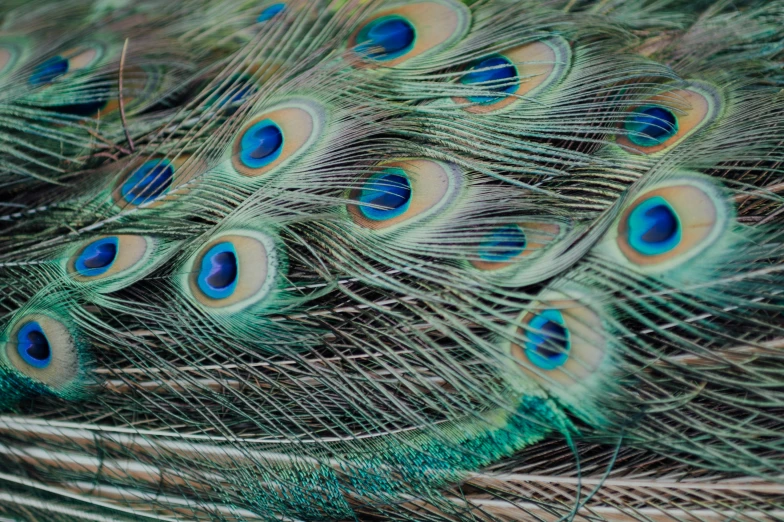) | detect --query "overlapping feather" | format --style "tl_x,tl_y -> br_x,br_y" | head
0,0 -> 782,520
